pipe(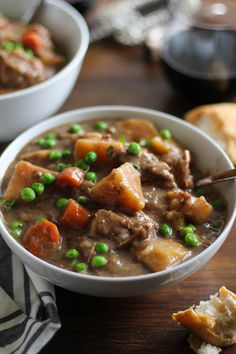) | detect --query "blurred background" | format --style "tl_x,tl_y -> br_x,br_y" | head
69,0 -> 236,108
